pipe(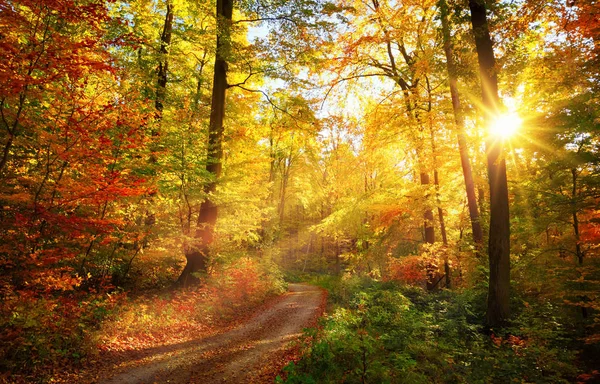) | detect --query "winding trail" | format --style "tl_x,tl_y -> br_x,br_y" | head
100,283 -> 324,384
